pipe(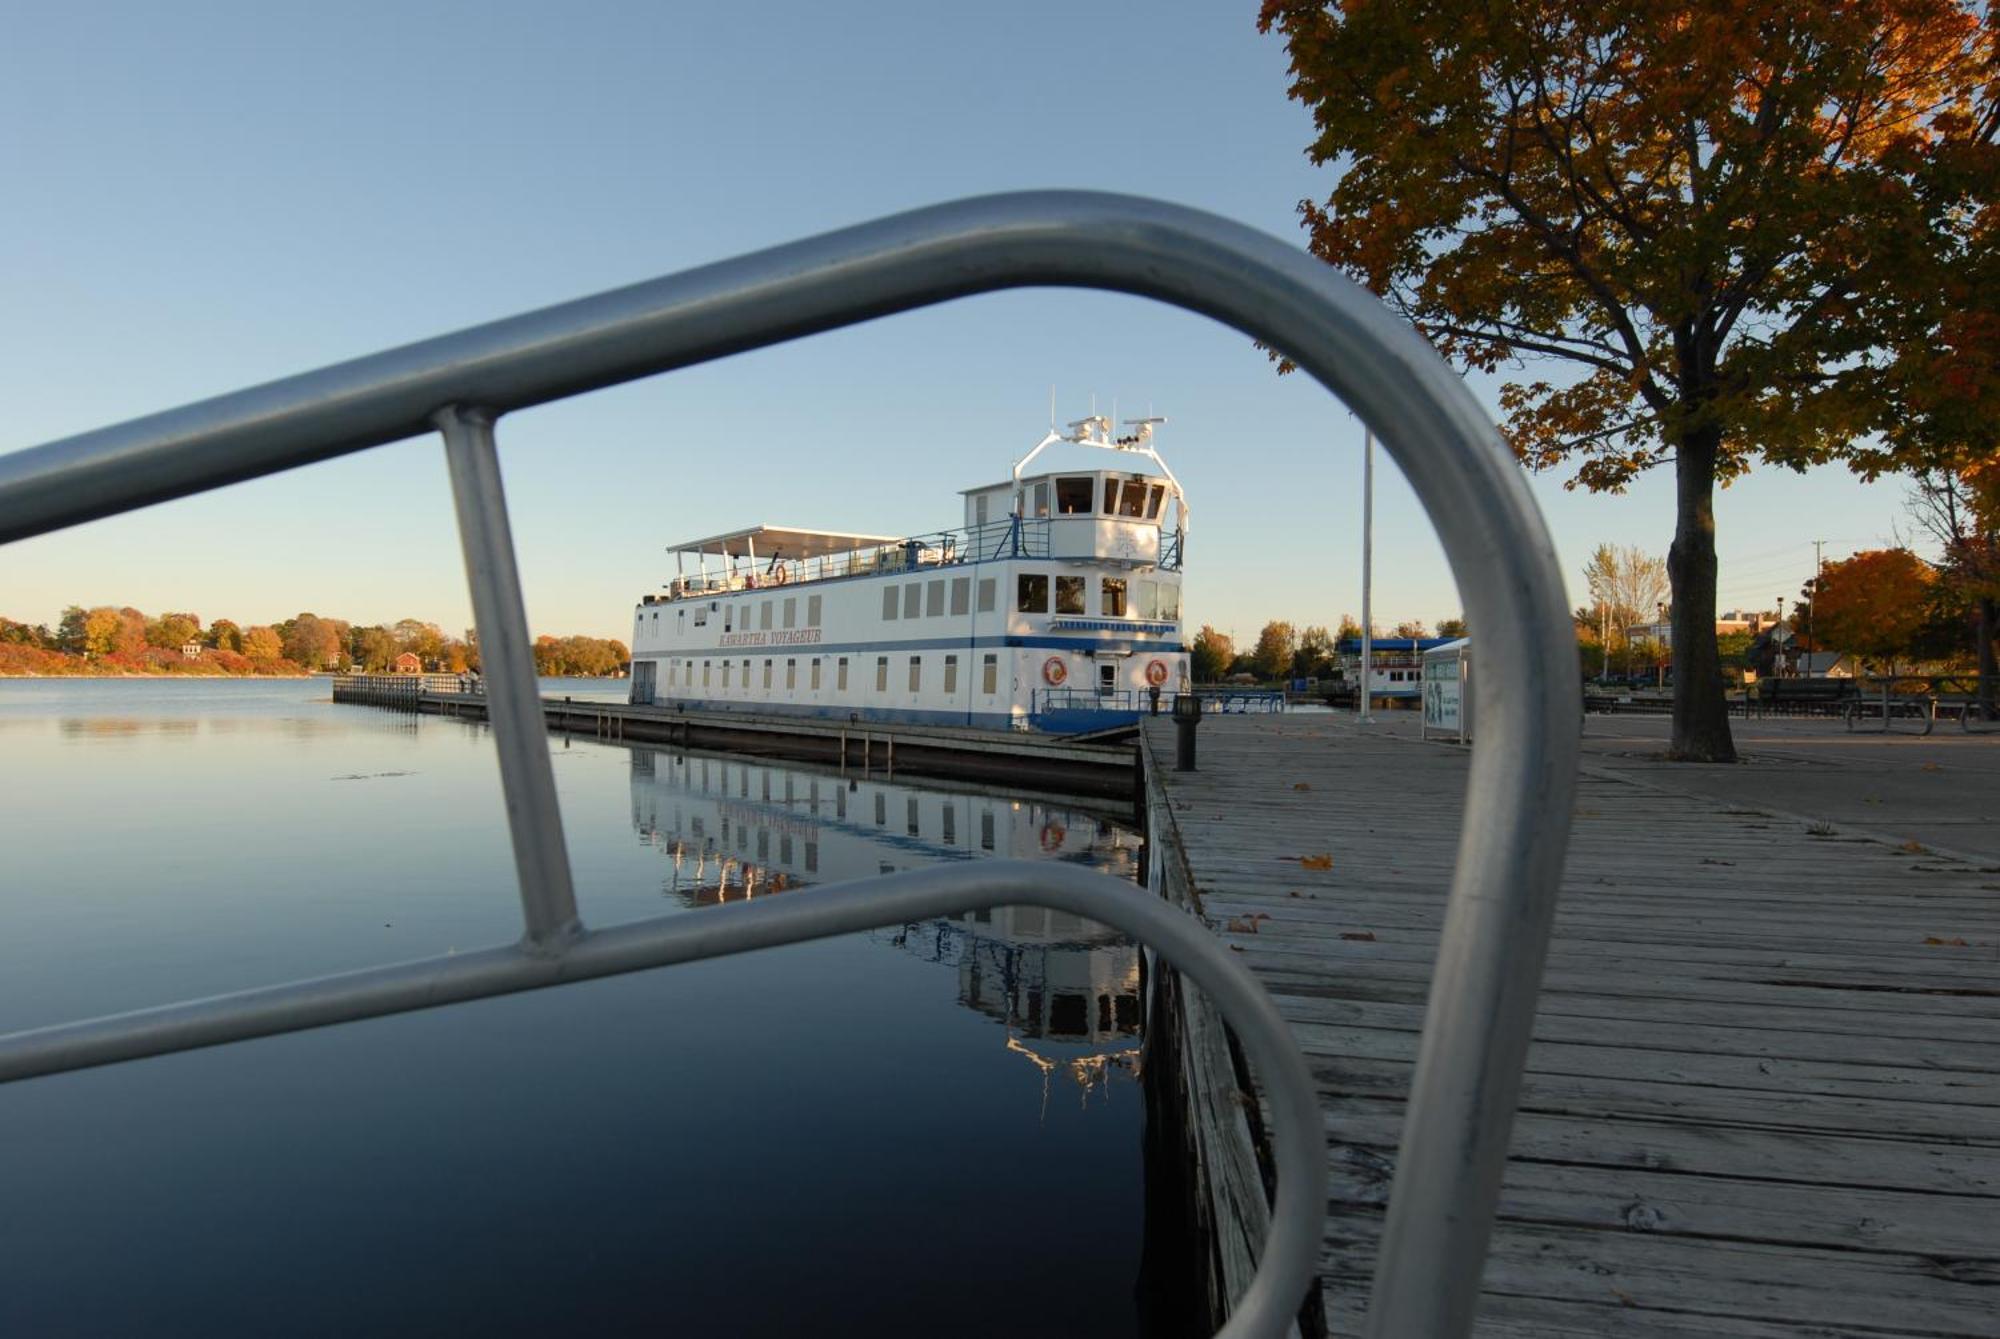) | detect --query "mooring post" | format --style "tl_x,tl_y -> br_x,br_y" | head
1172,693 -> 1201,771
